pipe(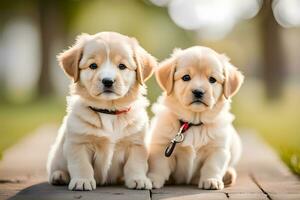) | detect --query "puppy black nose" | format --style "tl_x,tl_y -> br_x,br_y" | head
192,89 -> 204,99
102,78 -> 114,88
